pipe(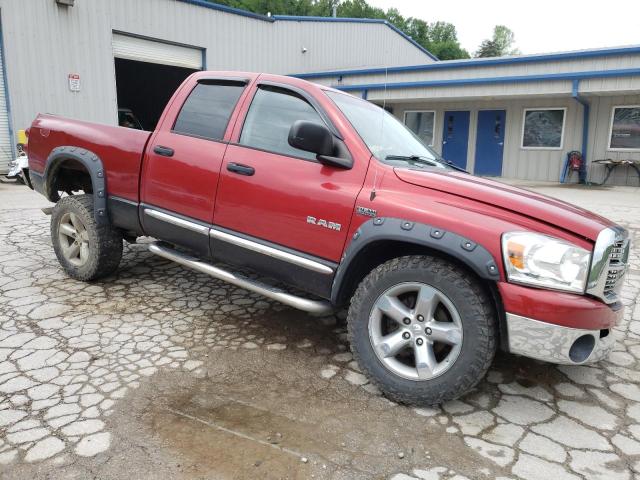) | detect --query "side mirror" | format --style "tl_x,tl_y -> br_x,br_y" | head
288,120 -> 354,169
288,120 -> 334,156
